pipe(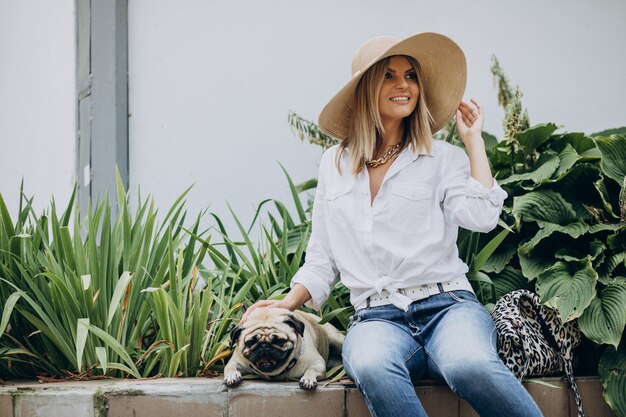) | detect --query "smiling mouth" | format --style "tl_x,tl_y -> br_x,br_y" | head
390,97 -> 410,102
